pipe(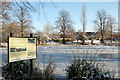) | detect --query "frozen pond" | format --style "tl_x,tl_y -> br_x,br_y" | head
0,45 -> 119,78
